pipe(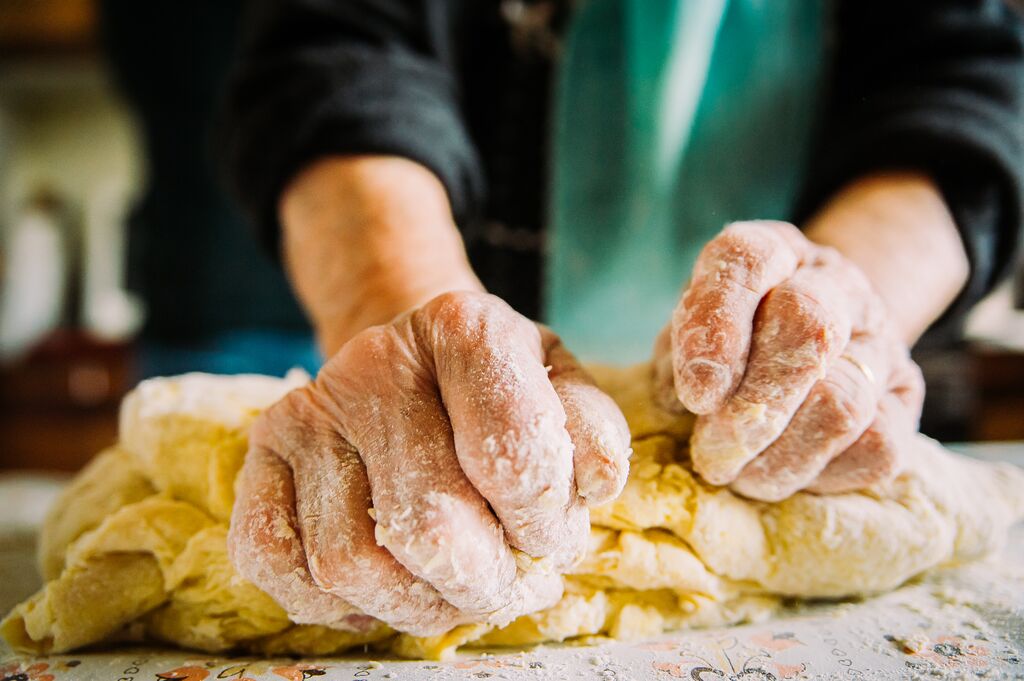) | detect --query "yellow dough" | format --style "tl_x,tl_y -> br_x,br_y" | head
3,365 -> 1023,660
